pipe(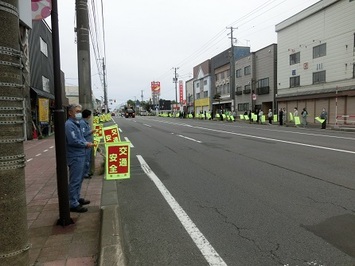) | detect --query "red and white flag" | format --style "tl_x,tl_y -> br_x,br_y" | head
32,0 -> 52,20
